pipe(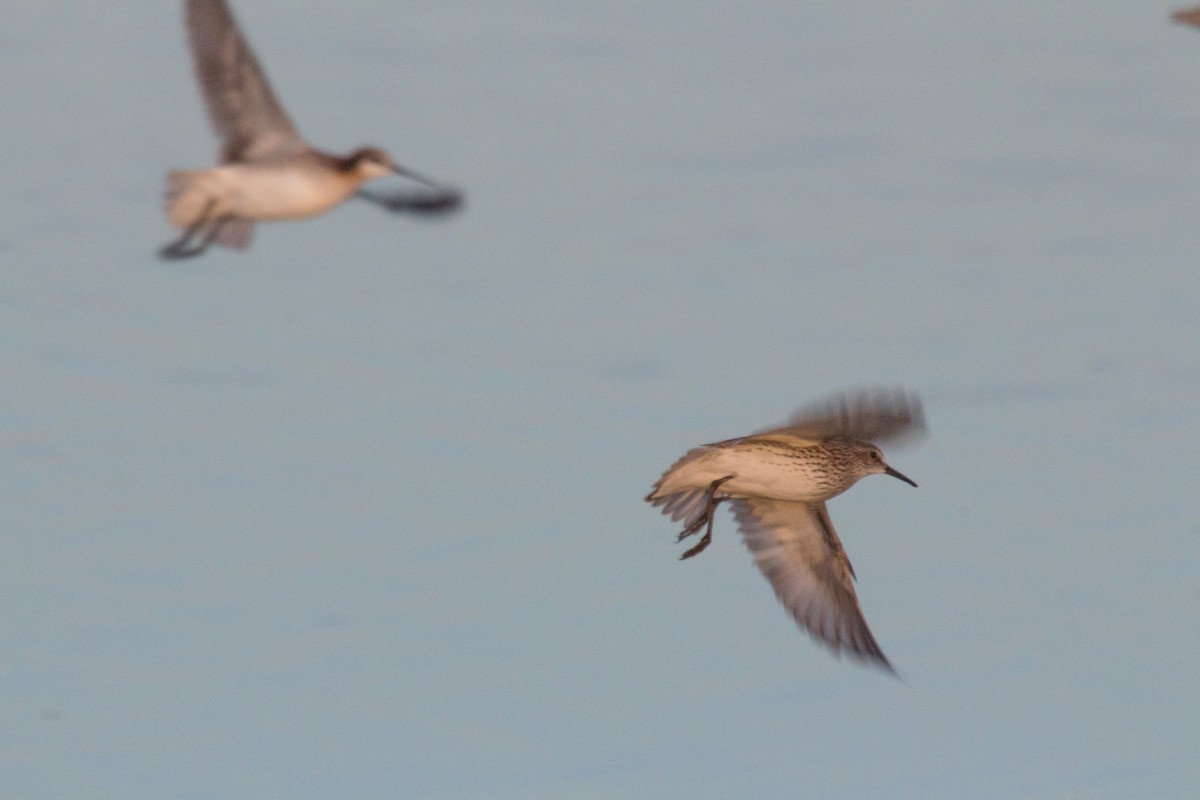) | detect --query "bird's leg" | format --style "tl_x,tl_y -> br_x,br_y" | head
677,475 -> 735,539
678,475 -> 734,560
193,215 -> 231,252
163,217 -> 230,259
159,201 -> 221,260
159,203 -> 211,259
